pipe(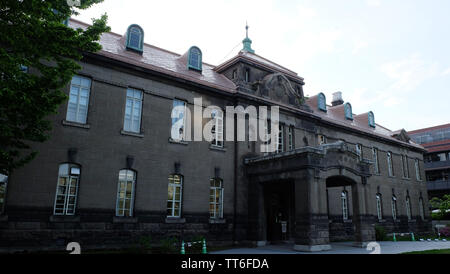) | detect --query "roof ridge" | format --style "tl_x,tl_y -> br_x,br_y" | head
243,51 -> 298,75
